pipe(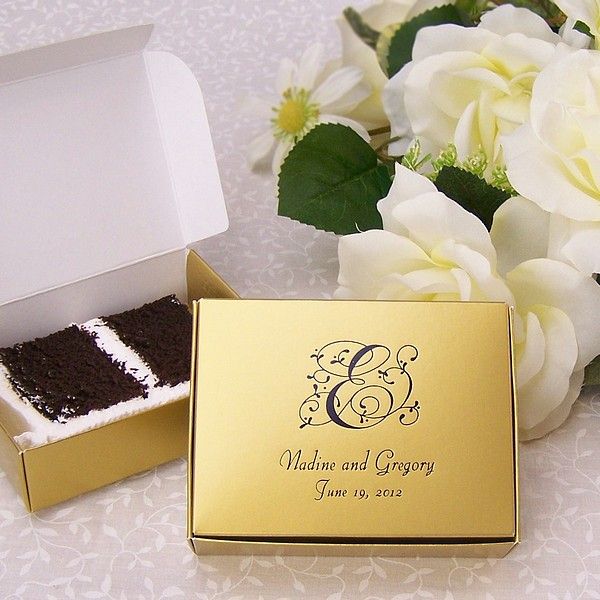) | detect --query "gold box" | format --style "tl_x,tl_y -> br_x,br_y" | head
188,299 -> 519,557
0,252 -> 238,511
